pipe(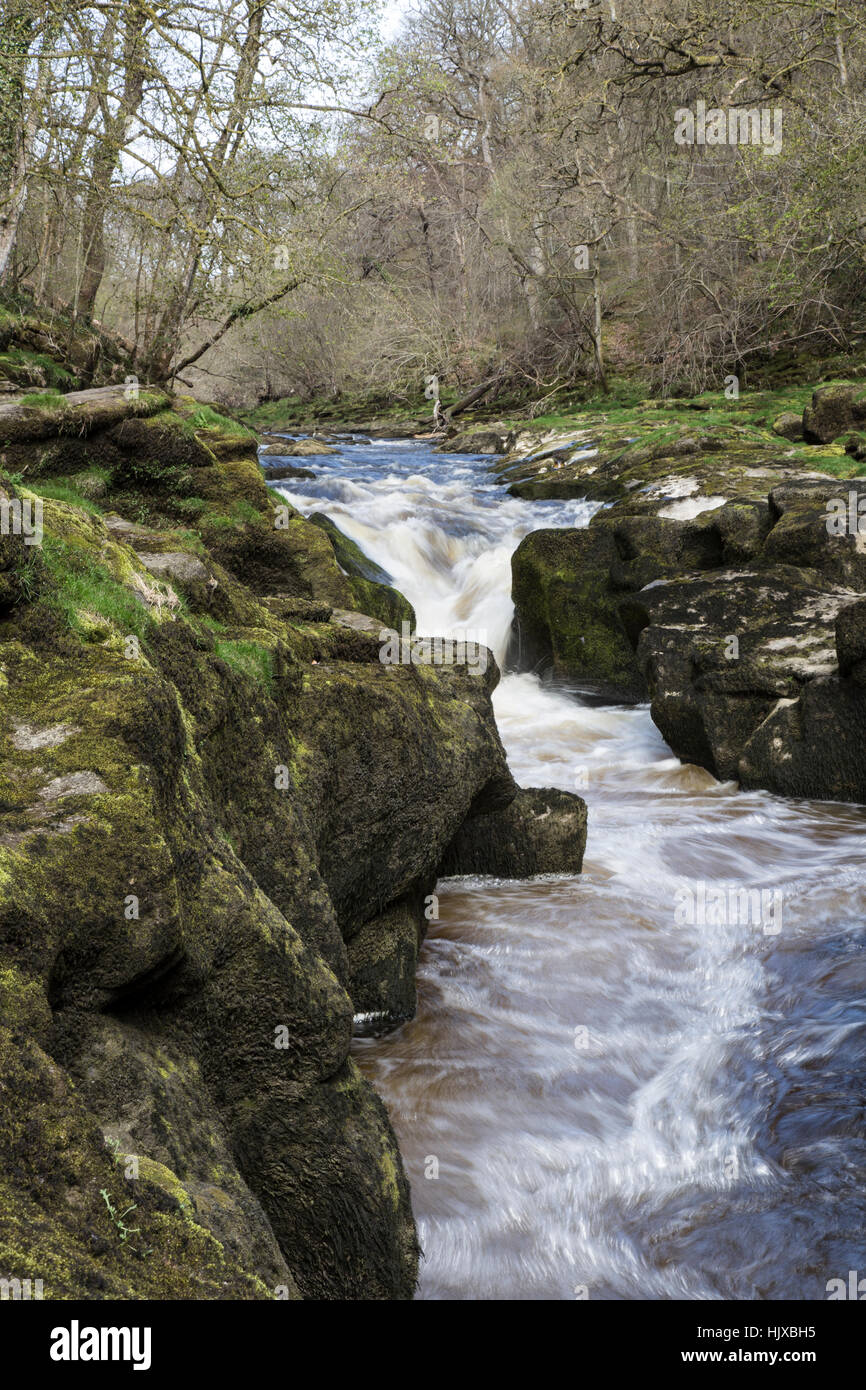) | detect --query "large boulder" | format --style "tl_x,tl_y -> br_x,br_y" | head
802,383 -> 866,444
1,389 -> 594,1300
1,391 -> 593,1301
628,569 -> 848,784
511,467 -> 866,801
510,523 -> 645,699
437,786 -> 587,878
772,411 -> 804,441
262,462 -> 316,480
438,429 -> 509,454
761,480 -> 866,588
261,437 -> 337,456
737,673 -> 866,802
835,597 -> 866,681
510,502 -> 770,699
346,887 -> 433,1029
